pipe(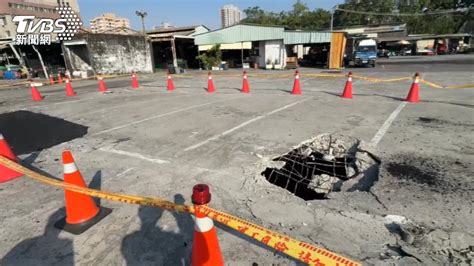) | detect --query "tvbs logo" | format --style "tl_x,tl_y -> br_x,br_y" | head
13,6 -> 82,45
13,16 -> 67,34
